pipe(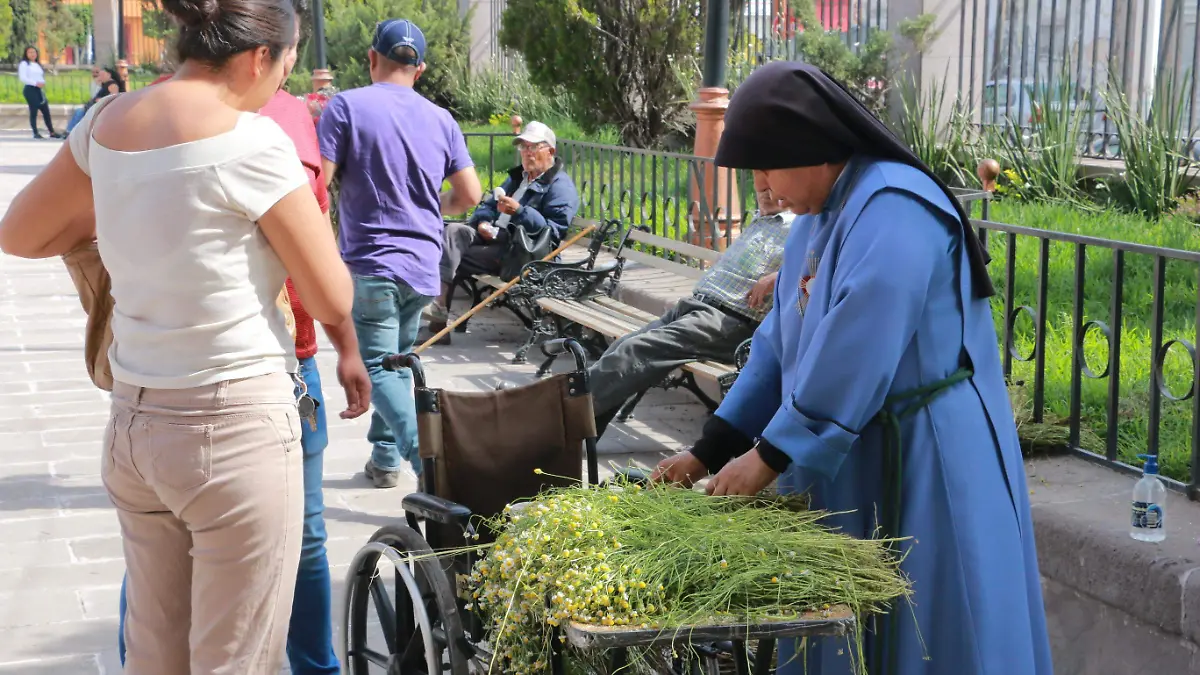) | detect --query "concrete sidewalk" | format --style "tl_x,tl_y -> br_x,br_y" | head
0,130 -> 705,673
